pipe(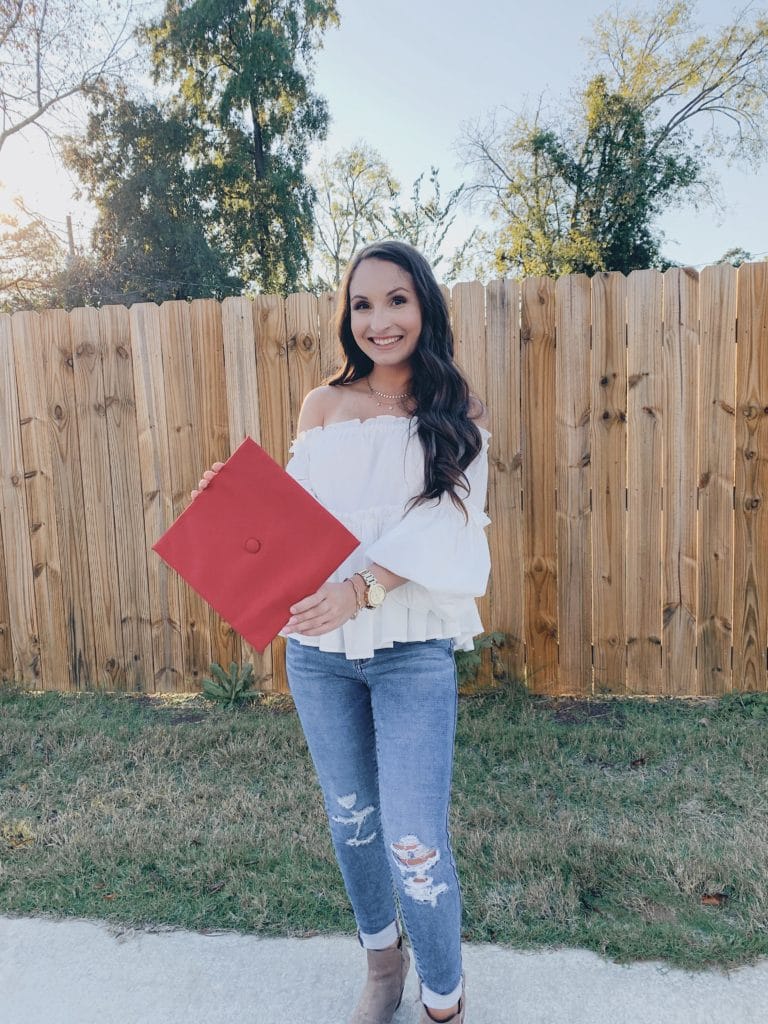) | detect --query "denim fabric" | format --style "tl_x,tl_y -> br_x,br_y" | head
285,635 -> 464,1006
